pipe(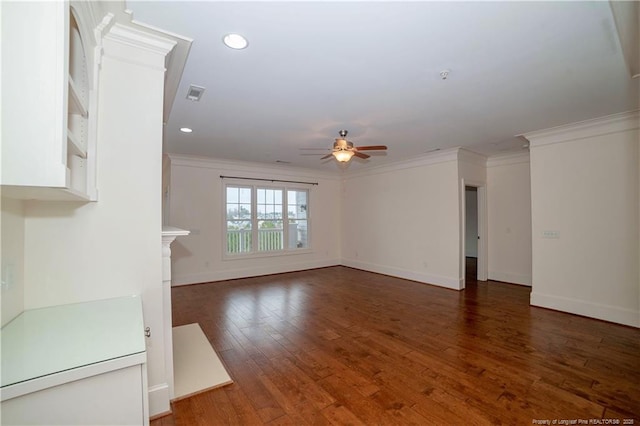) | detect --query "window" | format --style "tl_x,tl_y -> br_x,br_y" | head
225,184 -> 309,255
287,189 -> 308,249
226,186 -> 252,253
